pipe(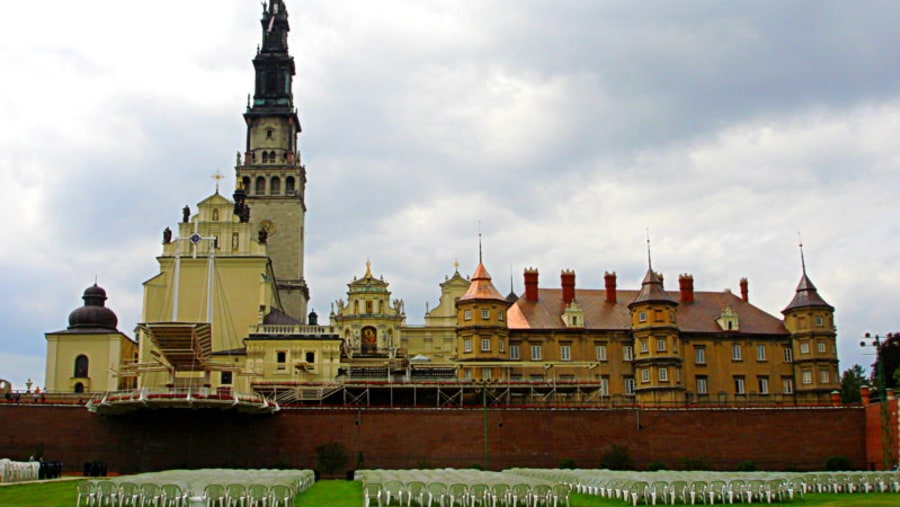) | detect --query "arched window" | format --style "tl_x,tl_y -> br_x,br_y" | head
212,208 -> 219,221
74,382 -> 84,394
242,176 -> 251,191
285,176 -> 295,194
255,176 -> 266,195
269,151 -> 276,164
74,354 -> 89,378
270,177 -> 281,195
262,152 -> 270,164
